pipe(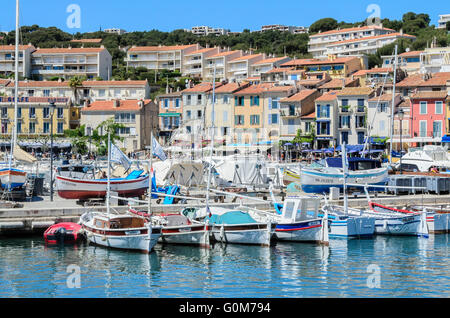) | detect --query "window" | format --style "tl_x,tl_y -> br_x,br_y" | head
420,101 -> 427,115
235,115 -> 244,126
1,107 -> 7,118
235,96 -> 244,106
57,122 -> 64,134
433,121 -> 442,138
289,105 -> 296,116
17,122 -> 21,134
435,101 -> 443,115
197,94 -> 202,105
271,99 -> 279,109
43,90 -> 50,97
250,96 -> 260,106
164,99 -> 169,109
186,110 -> 191,119
29,107 -> 36,119
223,95 -> 229,104
29,122 -> 35,134
57,108 -> 64,119
341,132 -> 349,144
270,114 -> 278,125
250,115 -> 260,125
197,110 -> 202,118
358,132 -> 365,144
175,99 -> 180,108
378,103 -> 388,113
43,107 -> 50,119
341,99 -> 348,106
98,89 -> 106,97
288,119 -> 296,134
17,107 -> 22,118
305,122 -> 311,133
28,90 -> 34,97
186,95 -> 192,106
419,121 -> 427,137
43,122 -> 50,134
